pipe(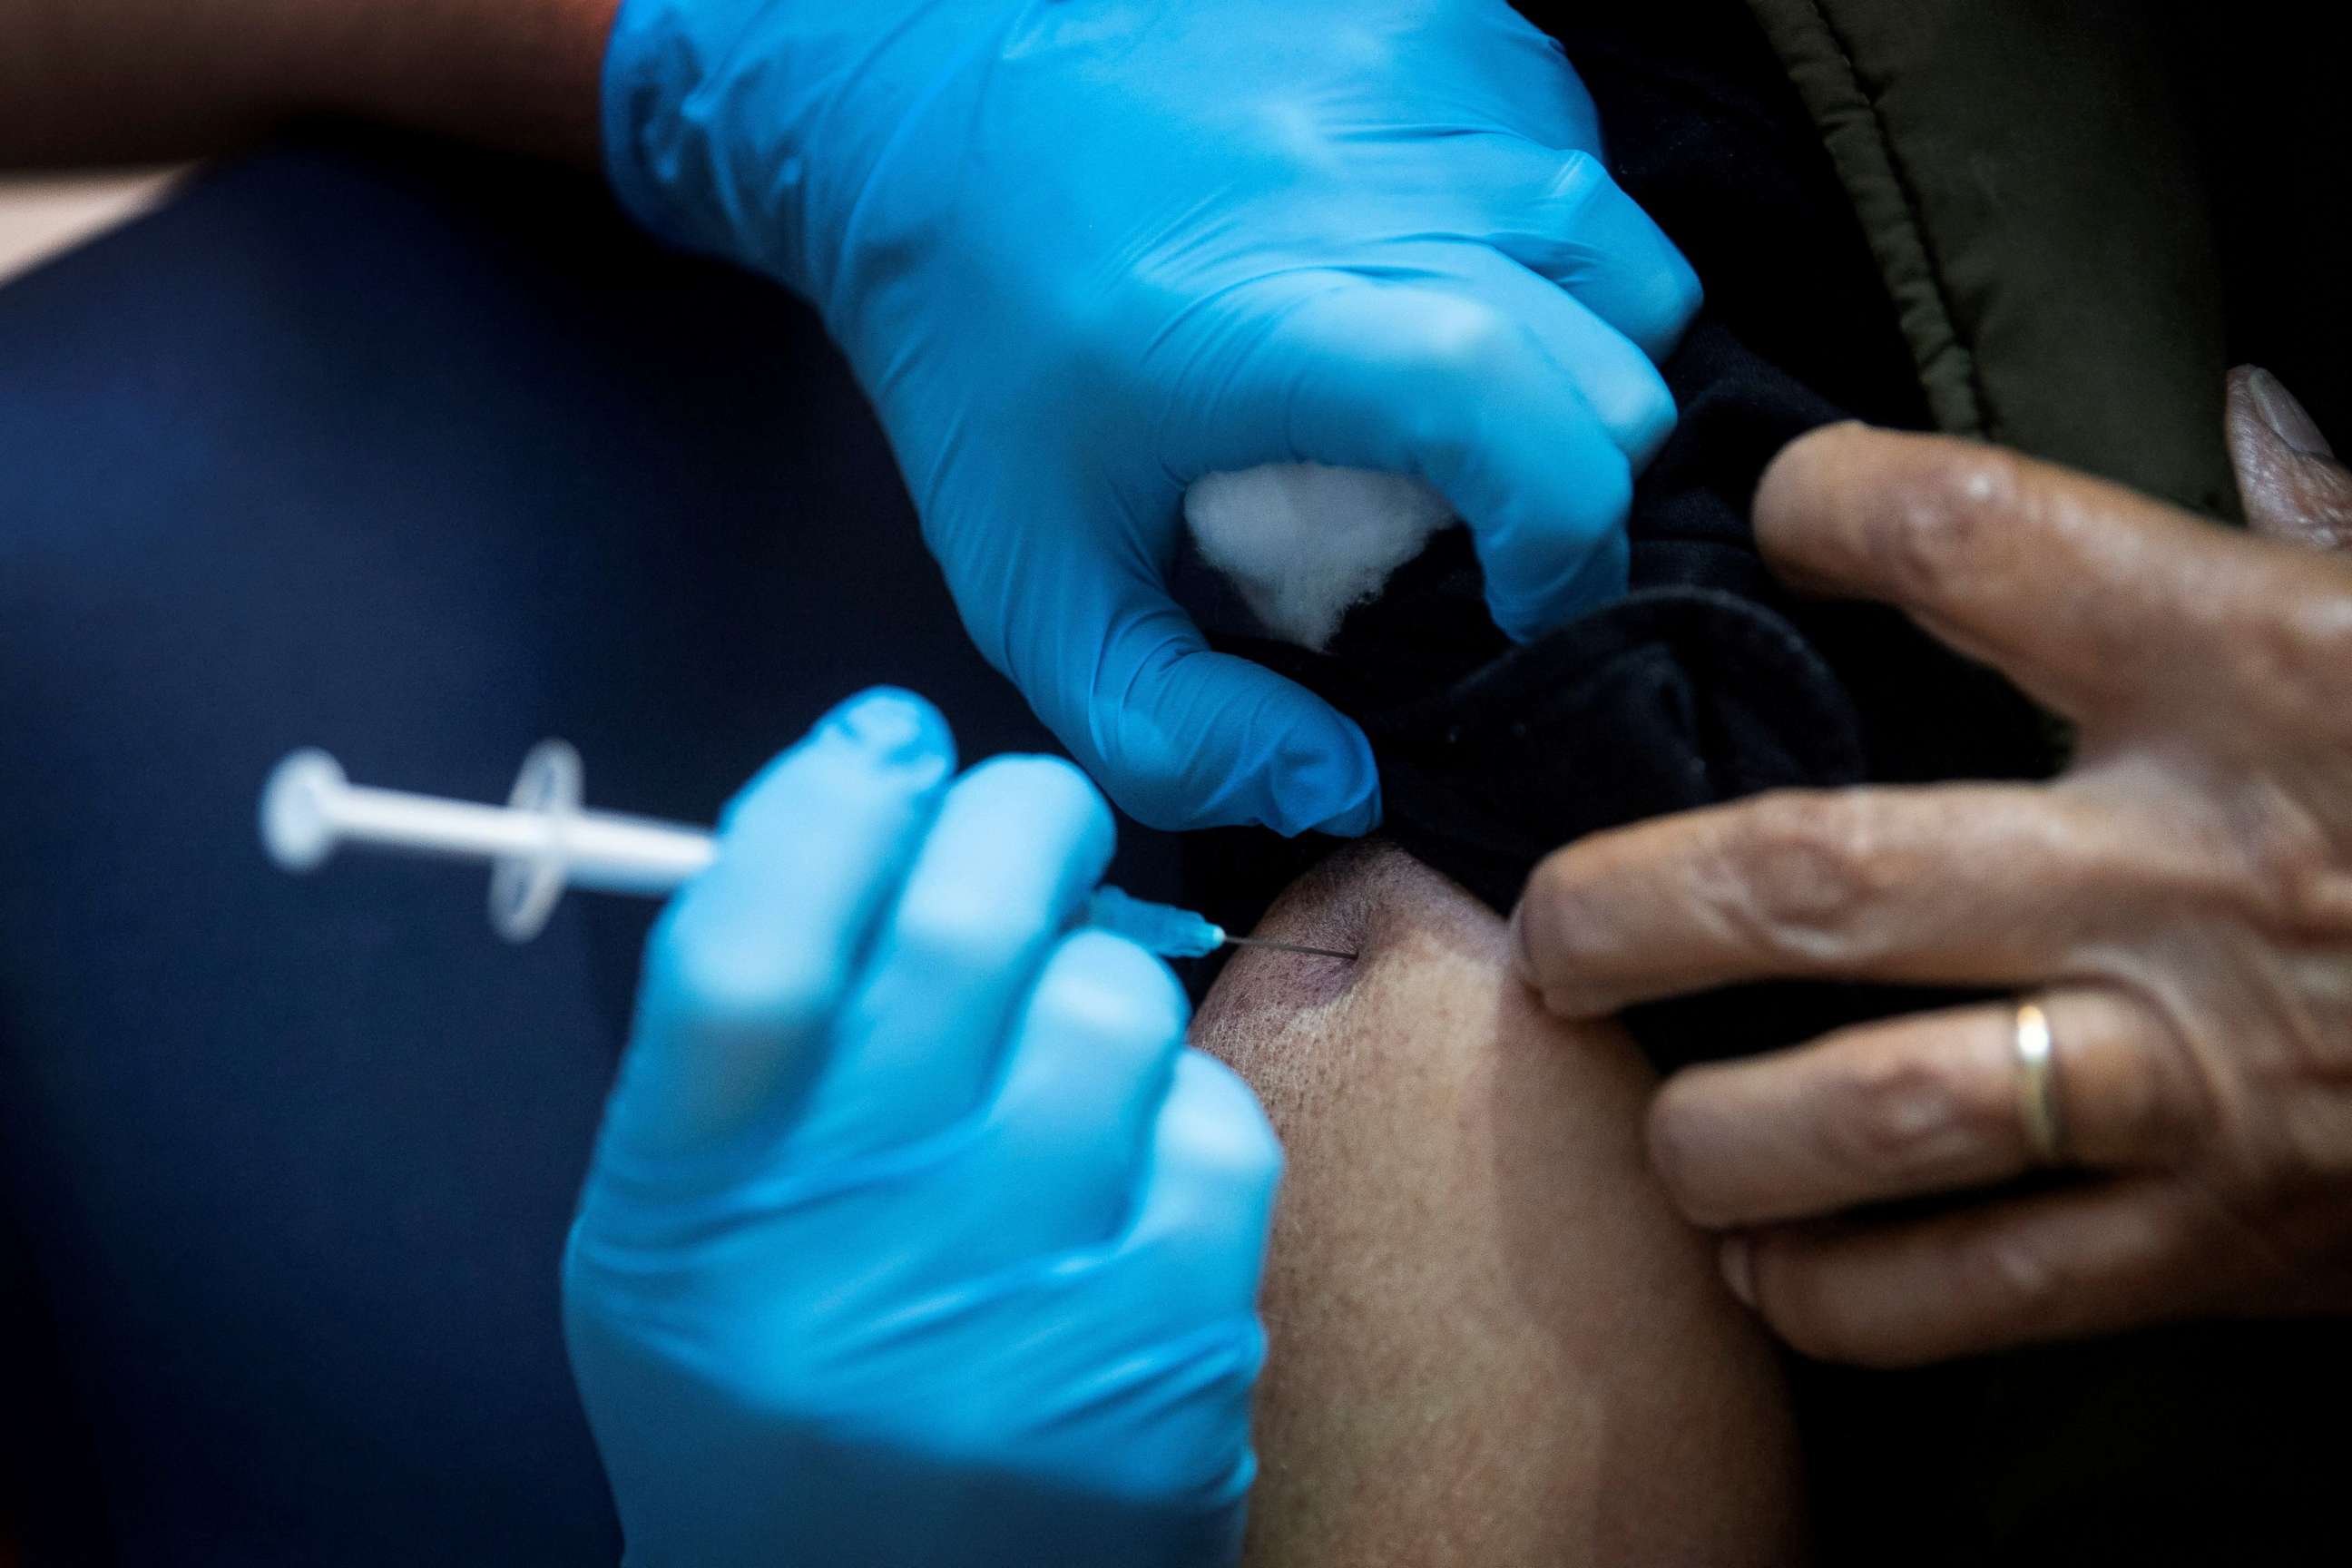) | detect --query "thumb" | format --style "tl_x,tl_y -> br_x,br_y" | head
999,548 -> 1380,837
2227,366 -> 2352,554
